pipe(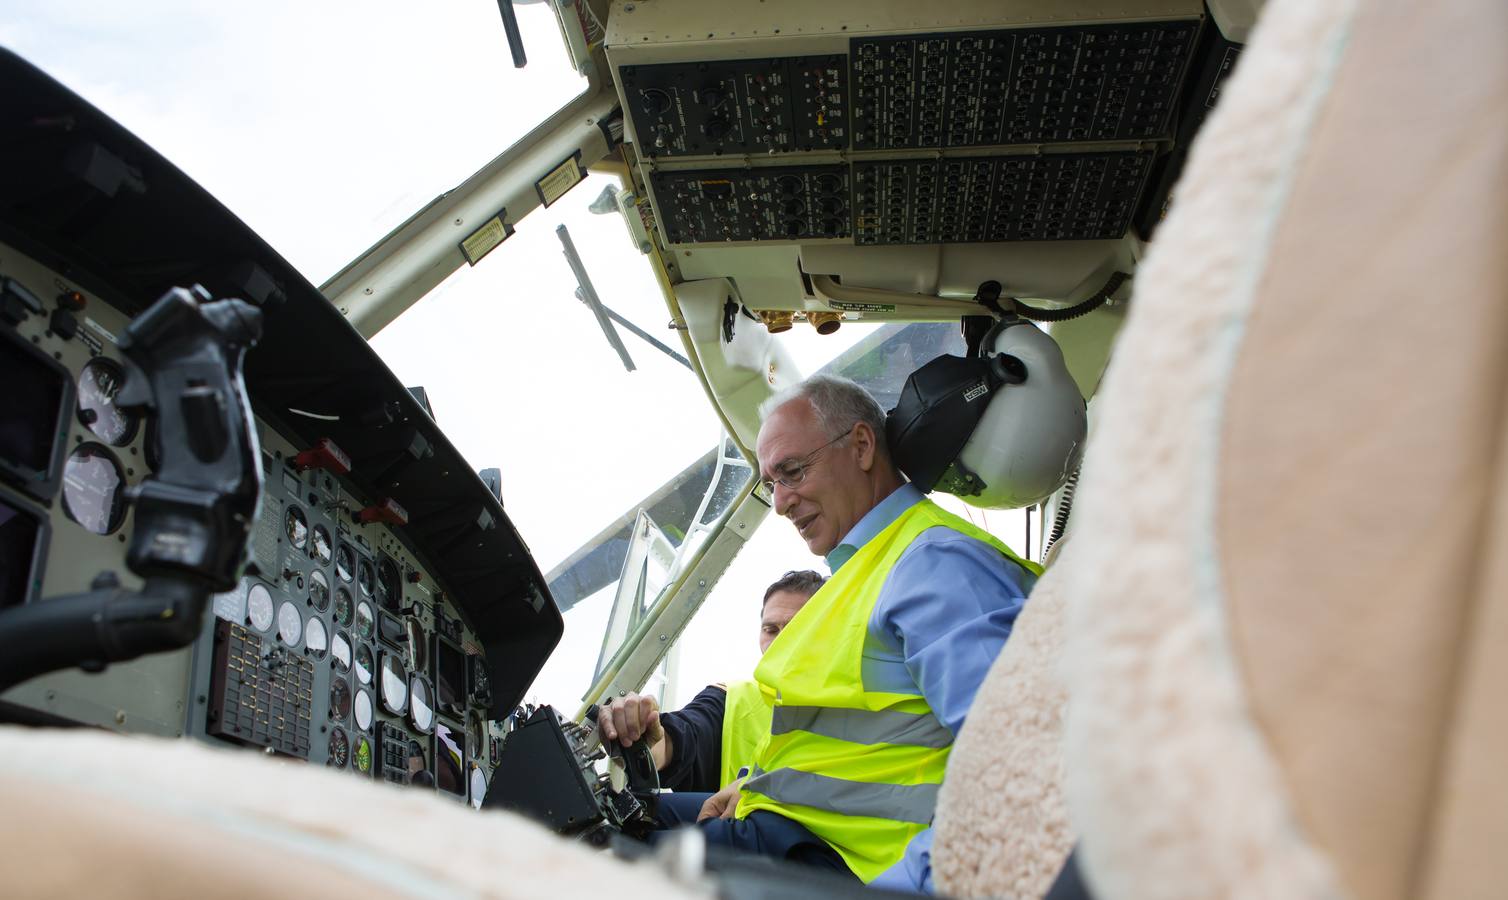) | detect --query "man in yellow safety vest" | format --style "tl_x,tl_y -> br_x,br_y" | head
663,374 -> 1041,892
597,570 -> 826,792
